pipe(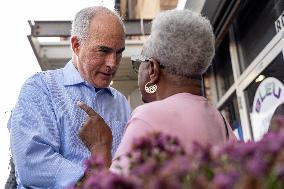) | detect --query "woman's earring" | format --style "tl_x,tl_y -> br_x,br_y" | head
145,82 -> 157,94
